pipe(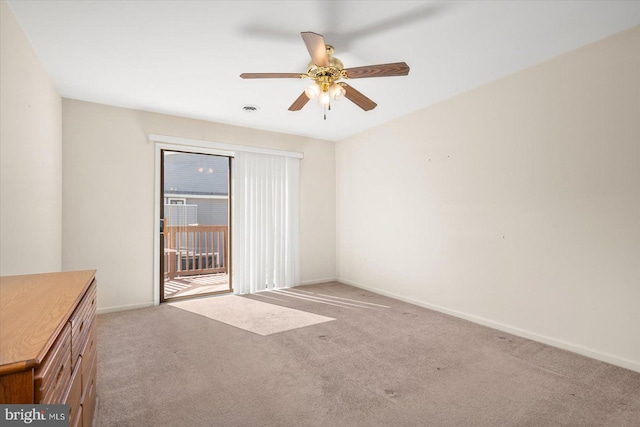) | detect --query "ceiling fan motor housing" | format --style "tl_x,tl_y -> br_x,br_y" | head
306,45 -> 345,86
